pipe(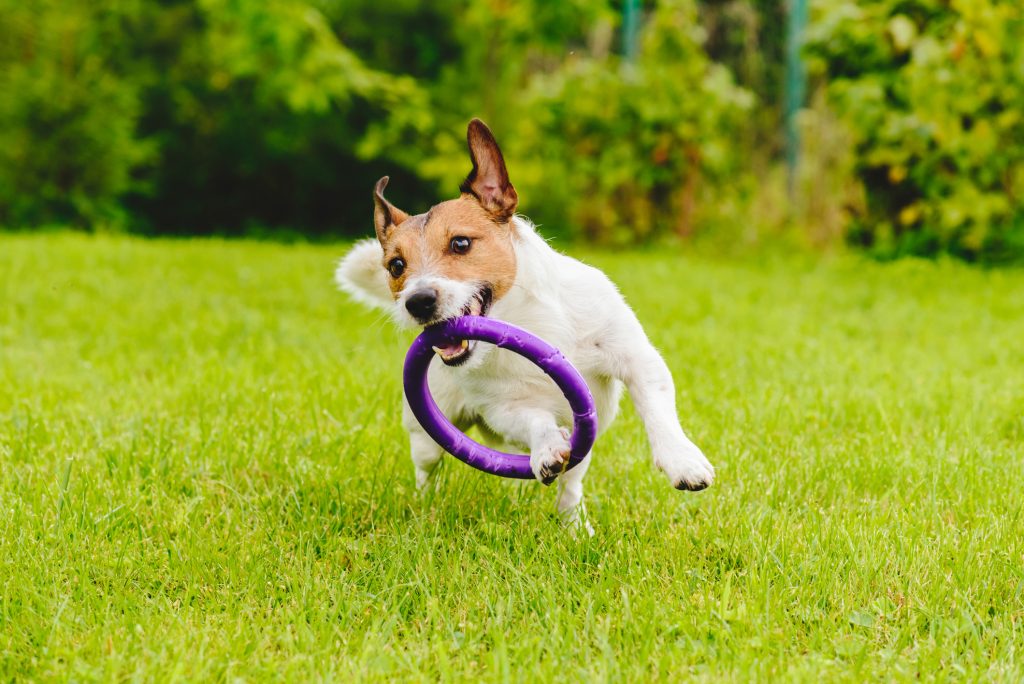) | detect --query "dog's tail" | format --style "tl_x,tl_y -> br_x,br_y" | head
335,239 -> 392,310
